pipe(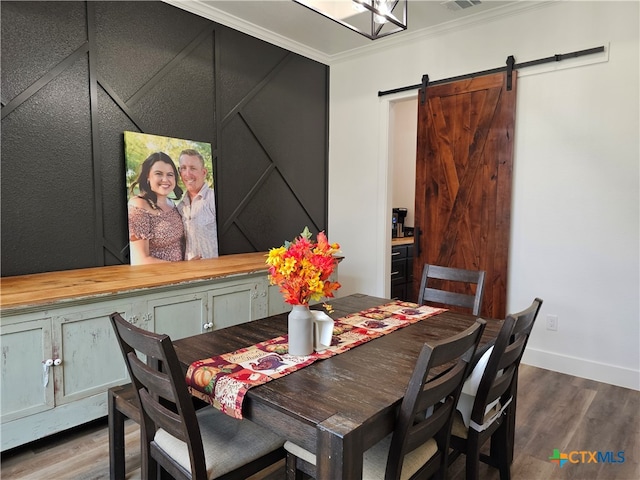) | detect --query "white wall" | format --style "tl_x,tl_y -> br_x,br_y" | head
390,99 -> 417,230
329,1 -> 639,390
